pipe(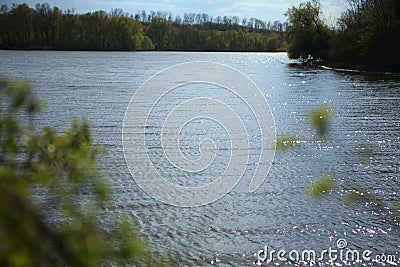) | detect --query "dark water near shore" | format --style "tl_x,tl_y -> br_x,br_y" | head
1,50 -> 399,266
